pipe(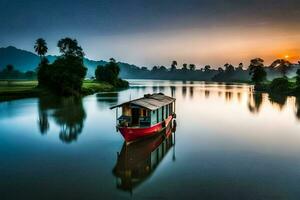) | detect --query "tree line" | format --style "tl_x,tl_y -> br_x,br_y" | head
34,37 -> 127,96
120,59 -> 299,82
0,64 -> 36,80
